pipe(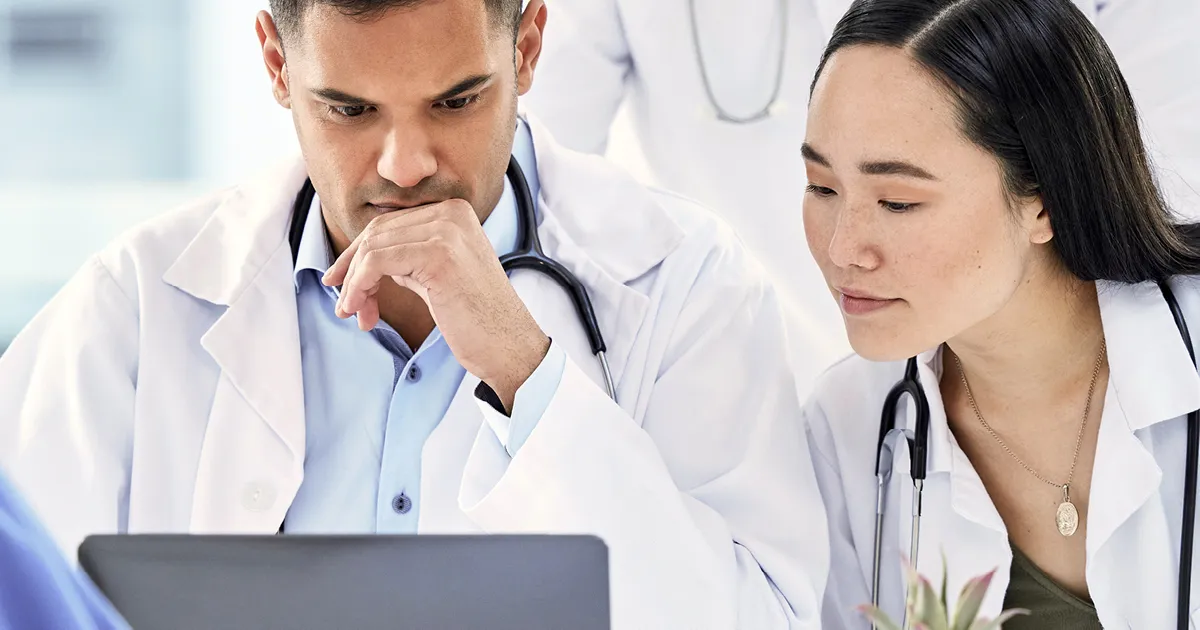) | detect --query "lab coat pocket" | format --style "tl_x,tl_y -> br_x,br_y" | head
1191,605 -> 1200,630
